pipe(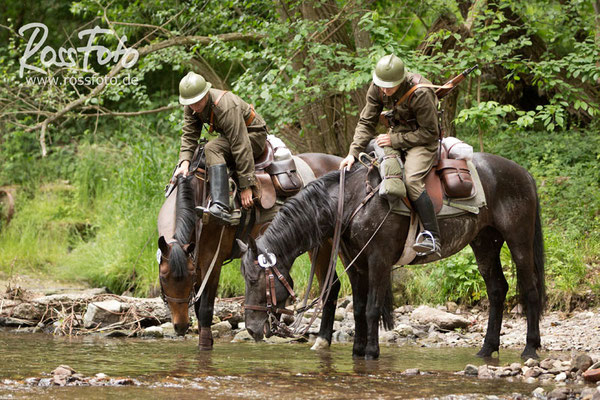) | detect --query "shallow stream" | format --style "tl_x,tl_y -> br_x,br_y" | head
0,331 -> 542,399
